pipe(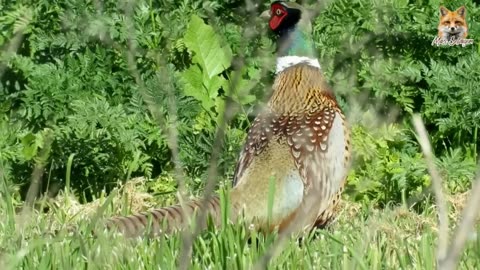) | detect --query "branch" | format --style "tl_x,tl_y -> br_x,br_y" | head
412,115 -> 449,266
440,170 -> 480,270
